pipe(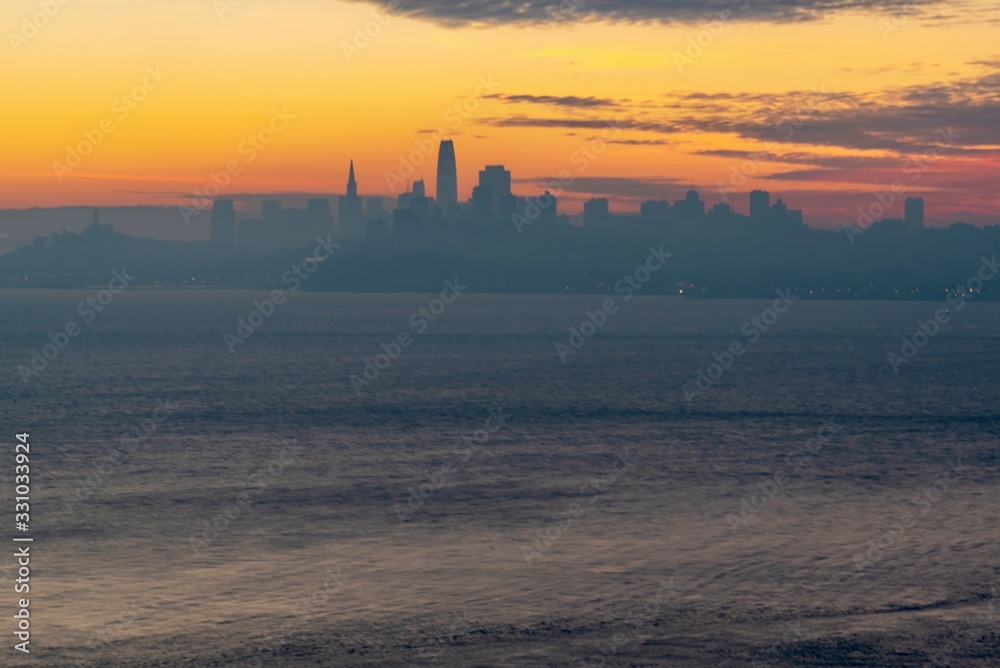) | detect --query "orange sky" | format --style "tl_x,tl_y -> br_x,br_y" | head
1,0 -> 998,226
